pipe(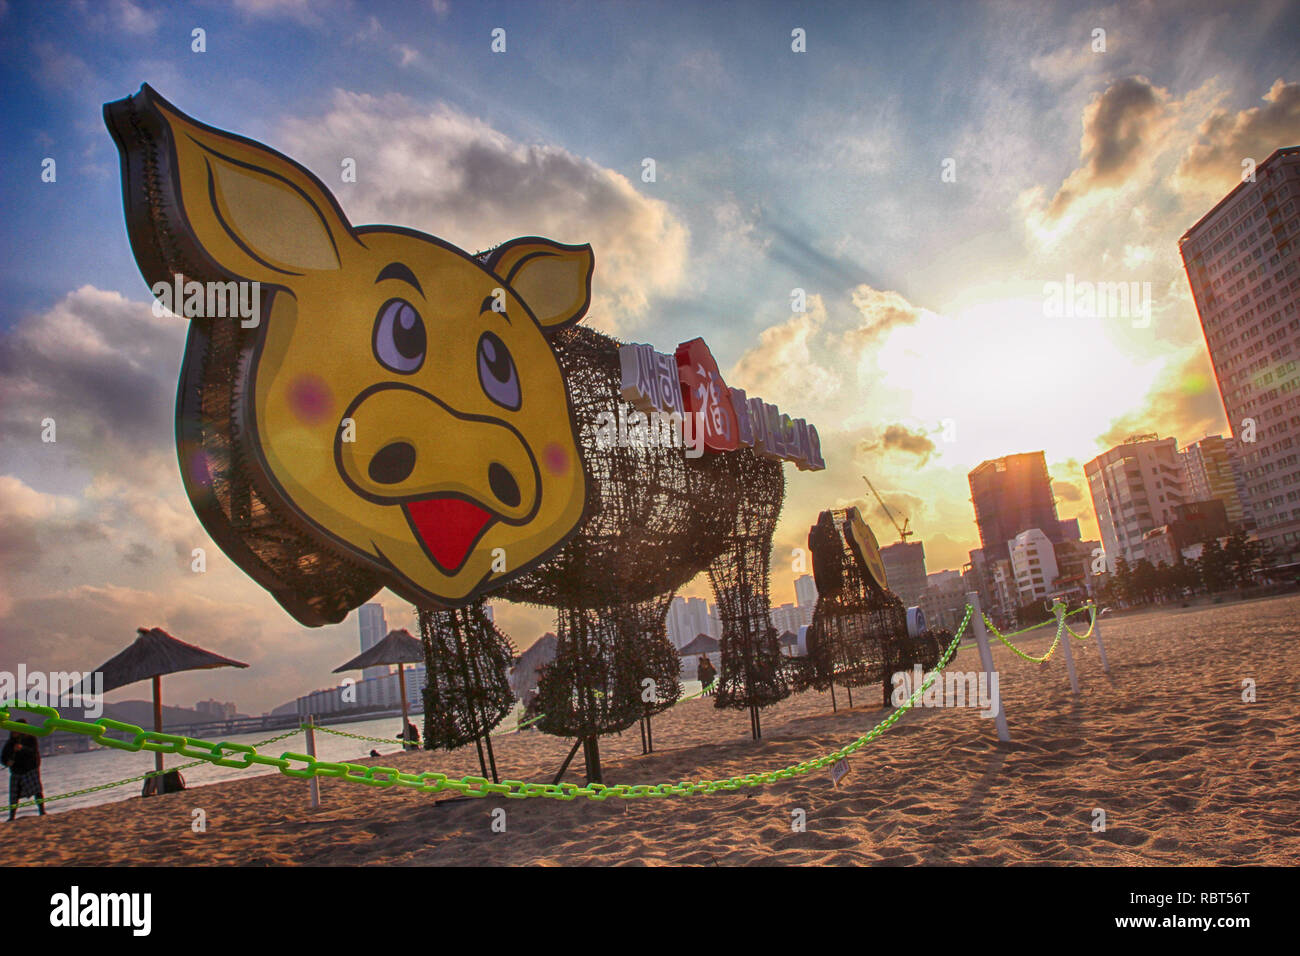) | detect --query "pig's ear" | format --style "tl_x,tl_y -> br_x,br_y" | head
486,238 -> 594,329
105,84 -> 355,289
